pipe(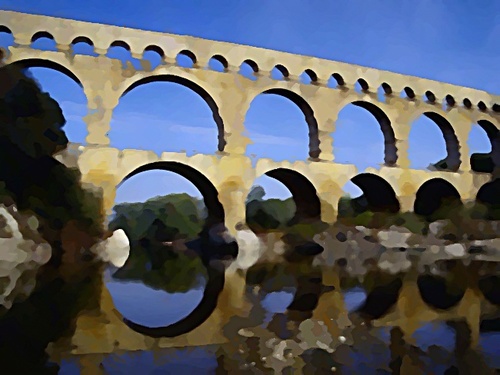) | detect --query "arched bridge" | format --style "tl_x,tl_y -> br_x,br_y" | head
1,9 -> 499,232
